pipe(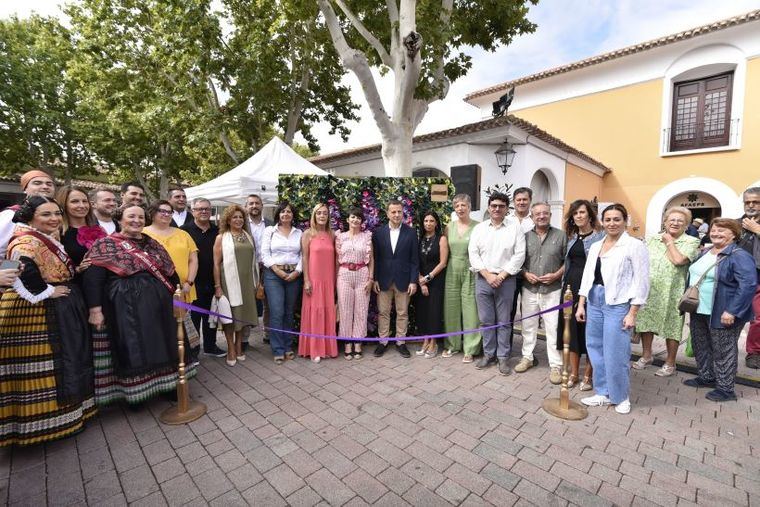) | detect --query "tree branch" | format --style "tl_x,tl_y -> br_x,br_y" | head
386,0 -> 399,25
284,64 -> 311,145
317,0 -> 393,136
205,77 -> 241,164
428,0 -> 453,103
334,0 -> 392,68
